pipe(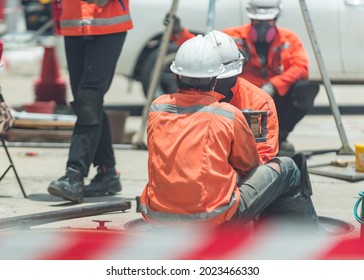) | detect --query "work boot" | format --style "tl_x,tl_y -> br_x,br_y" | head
84,166 -> 122,197
278,130 -> 295,157
278,140 -> 295,157
48,167 -> 84,203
